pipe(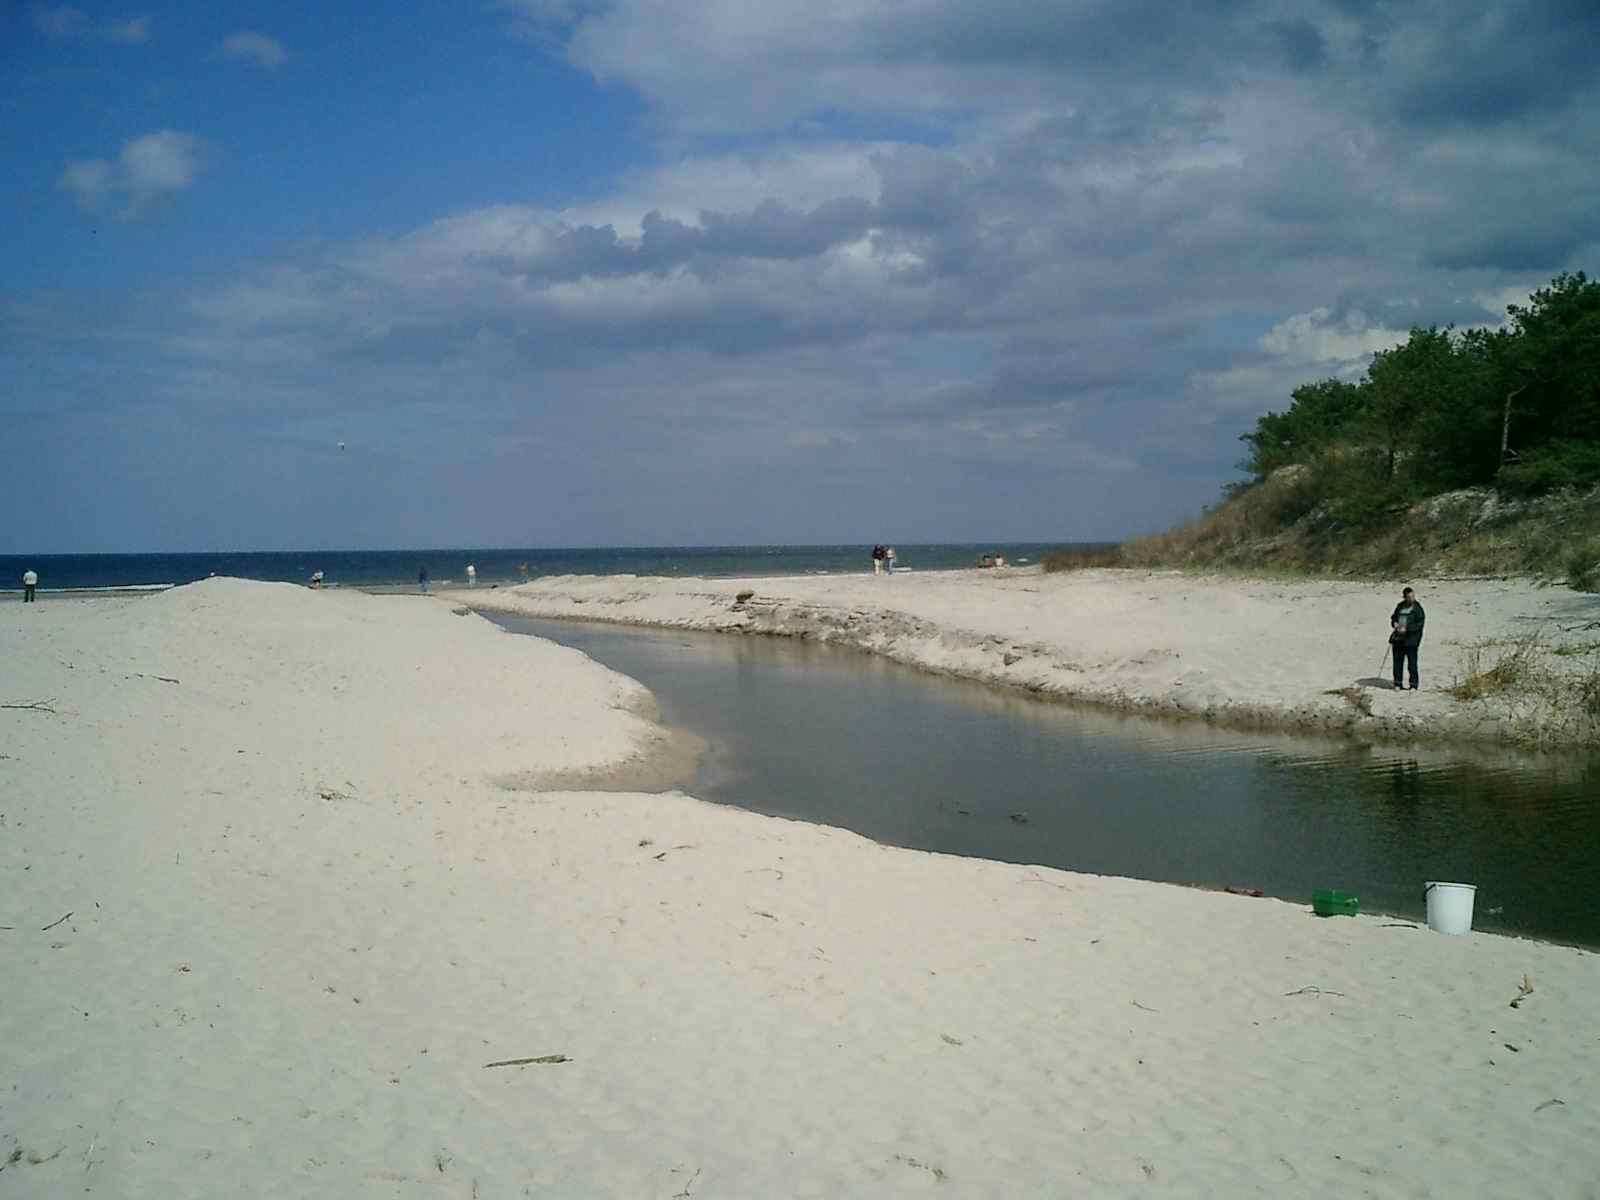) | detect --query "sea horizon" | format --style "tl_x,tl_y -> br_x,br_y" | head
3,541 -> 1103,594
